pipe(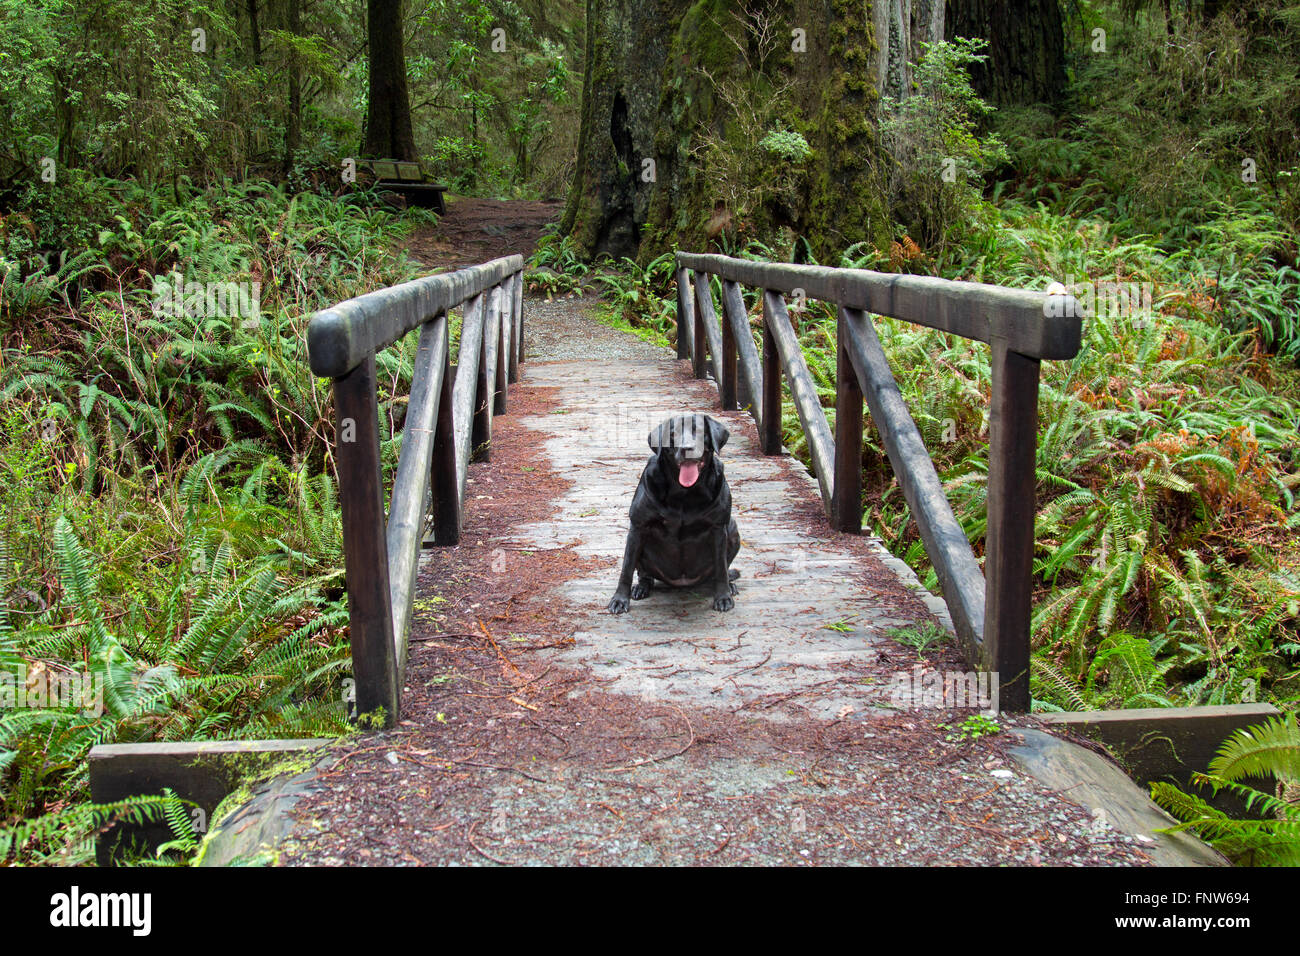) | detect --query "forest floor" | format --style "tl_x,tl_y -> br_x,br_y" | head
241,237 -> 1189,863
402,196 -> 564,268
